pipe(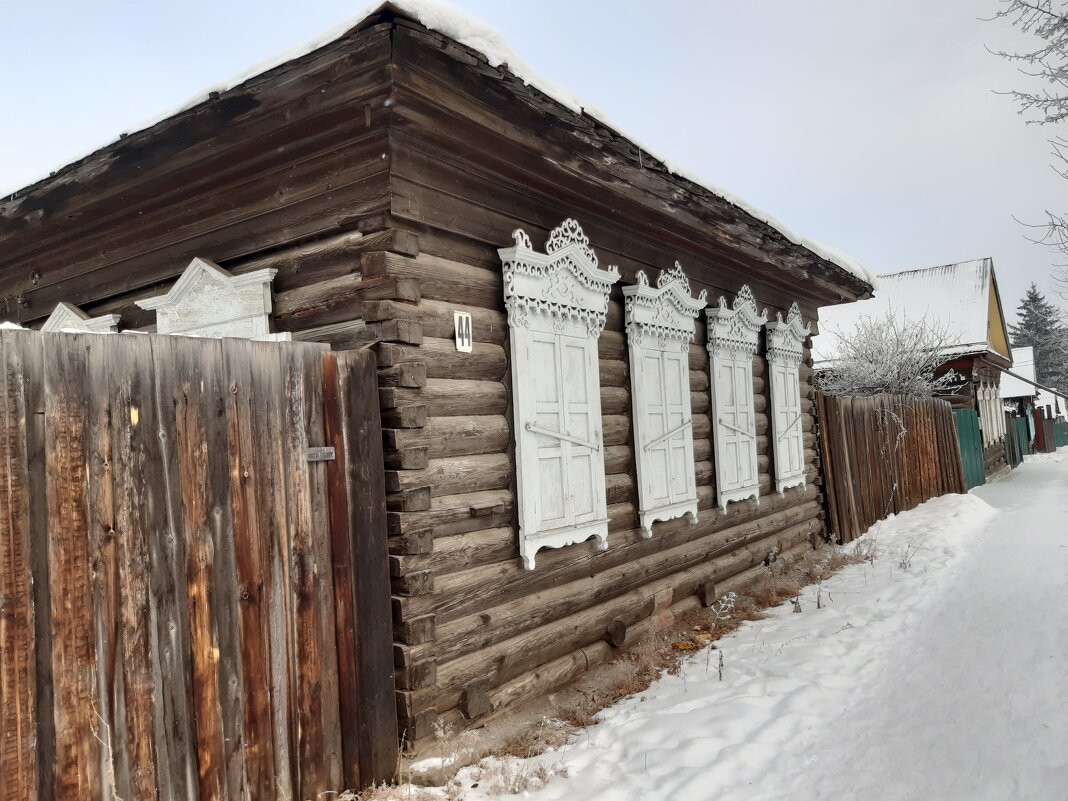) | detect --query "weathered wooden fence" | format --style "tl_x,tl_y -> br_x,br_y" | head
0,329 -> 396,801
815,393 -> 967,543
